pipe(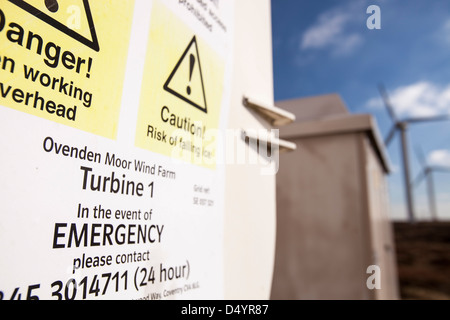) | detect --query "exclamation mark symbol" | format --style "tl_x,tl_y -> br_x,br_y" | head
186,54 -> 195,95
86,57 -> 93,78
45,0 -> 59,13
